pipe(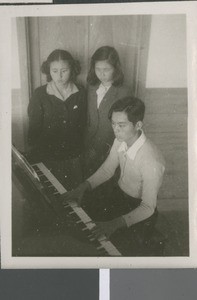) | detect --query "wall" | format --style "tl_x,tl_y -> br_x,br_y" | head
12,18 -> 24,151
146,15 -> 187,88
141,15 -> 188,209
28,15 -> 145,94
12,18 -> 30,151
12,19 -> 21,90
